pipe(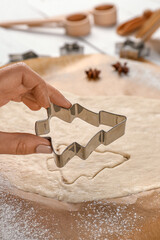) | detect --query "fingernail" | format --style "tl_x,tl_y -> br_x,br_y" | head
36,145 -> 52,154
